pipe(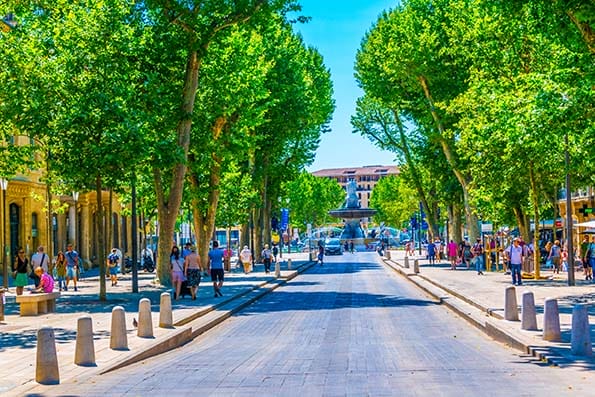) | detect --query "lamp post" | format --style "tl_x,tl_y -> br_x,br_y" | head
1,178 -> 8,289
72,191 -> 79,249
